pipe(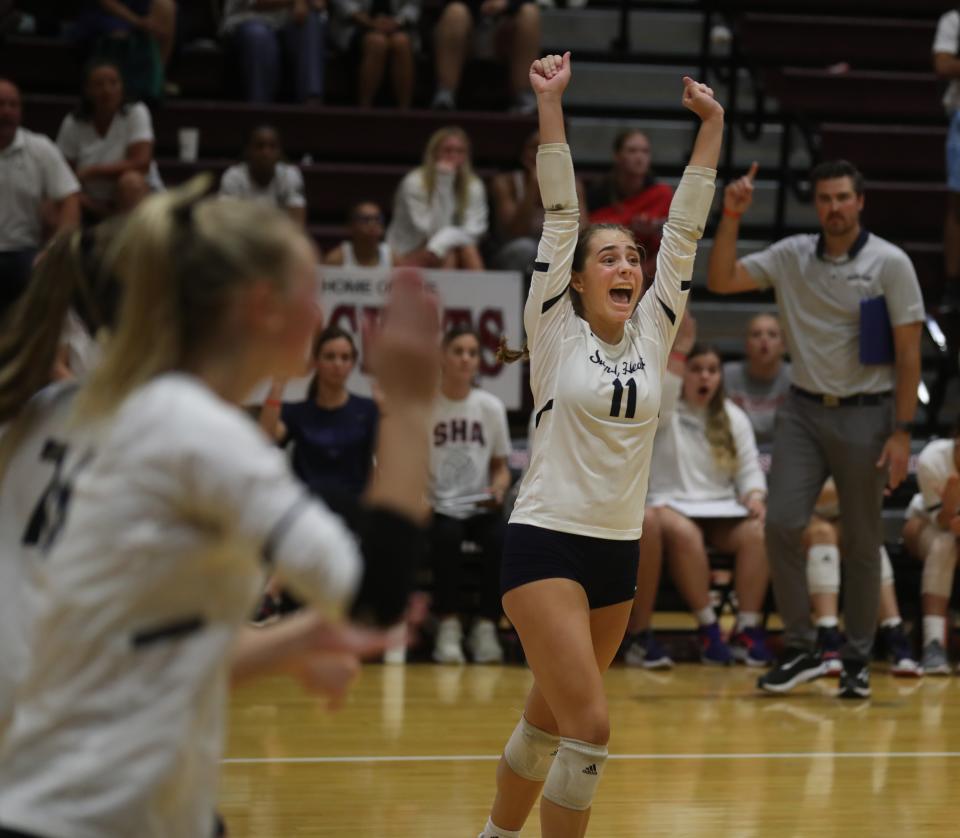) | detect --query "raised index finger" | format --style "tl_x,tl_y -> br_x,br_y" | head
745,161 -> 760,182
